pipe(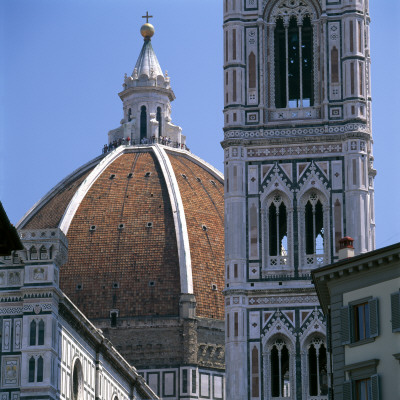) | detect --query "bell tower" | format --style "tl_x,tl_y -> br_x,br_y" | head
222,0 -> 375,399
